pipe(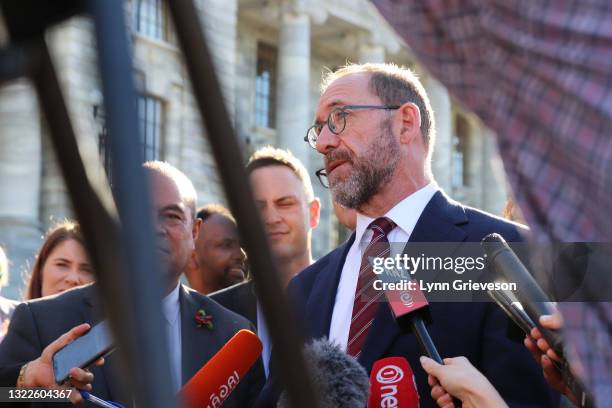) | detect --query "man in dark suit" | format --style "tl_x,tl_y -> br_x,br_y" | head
0,161 -> 263,407
211,147 -> 320,377
260,63 -> 558,407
